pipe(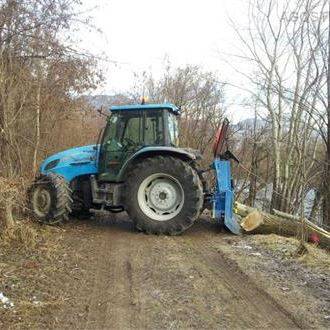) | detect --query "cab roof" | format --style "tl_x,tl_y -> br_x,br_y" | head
110,103 -> 179,115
